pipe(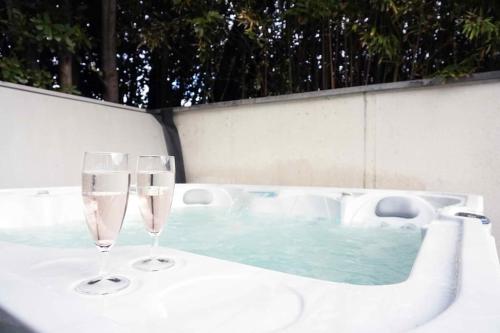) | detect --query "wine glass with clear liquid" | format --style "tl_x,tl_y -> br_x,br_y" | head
133,155 -> 176,271
75,152 -> 131,295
